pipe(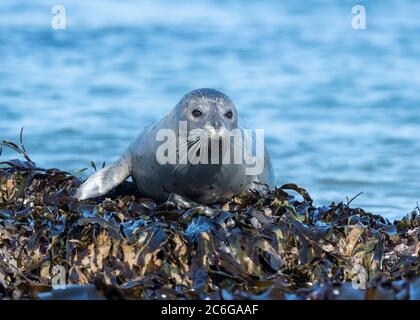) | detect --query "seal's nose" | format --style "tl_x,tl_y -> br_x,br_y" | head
210,120 -> 221,130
